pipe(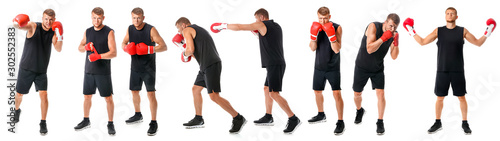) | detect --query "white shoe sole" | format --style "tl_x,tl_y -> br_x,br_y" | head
126,120 -> 143,125
75,125 -> 91,131
308,119 -> 327,124
334,128 -> 345,136
254,123 -> 274,126
185,125 -> 205,129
